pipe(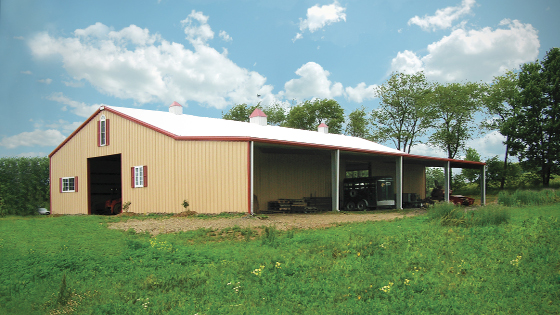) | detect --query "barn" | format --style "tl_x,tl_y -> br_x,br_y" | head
49,102 -> 486,215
